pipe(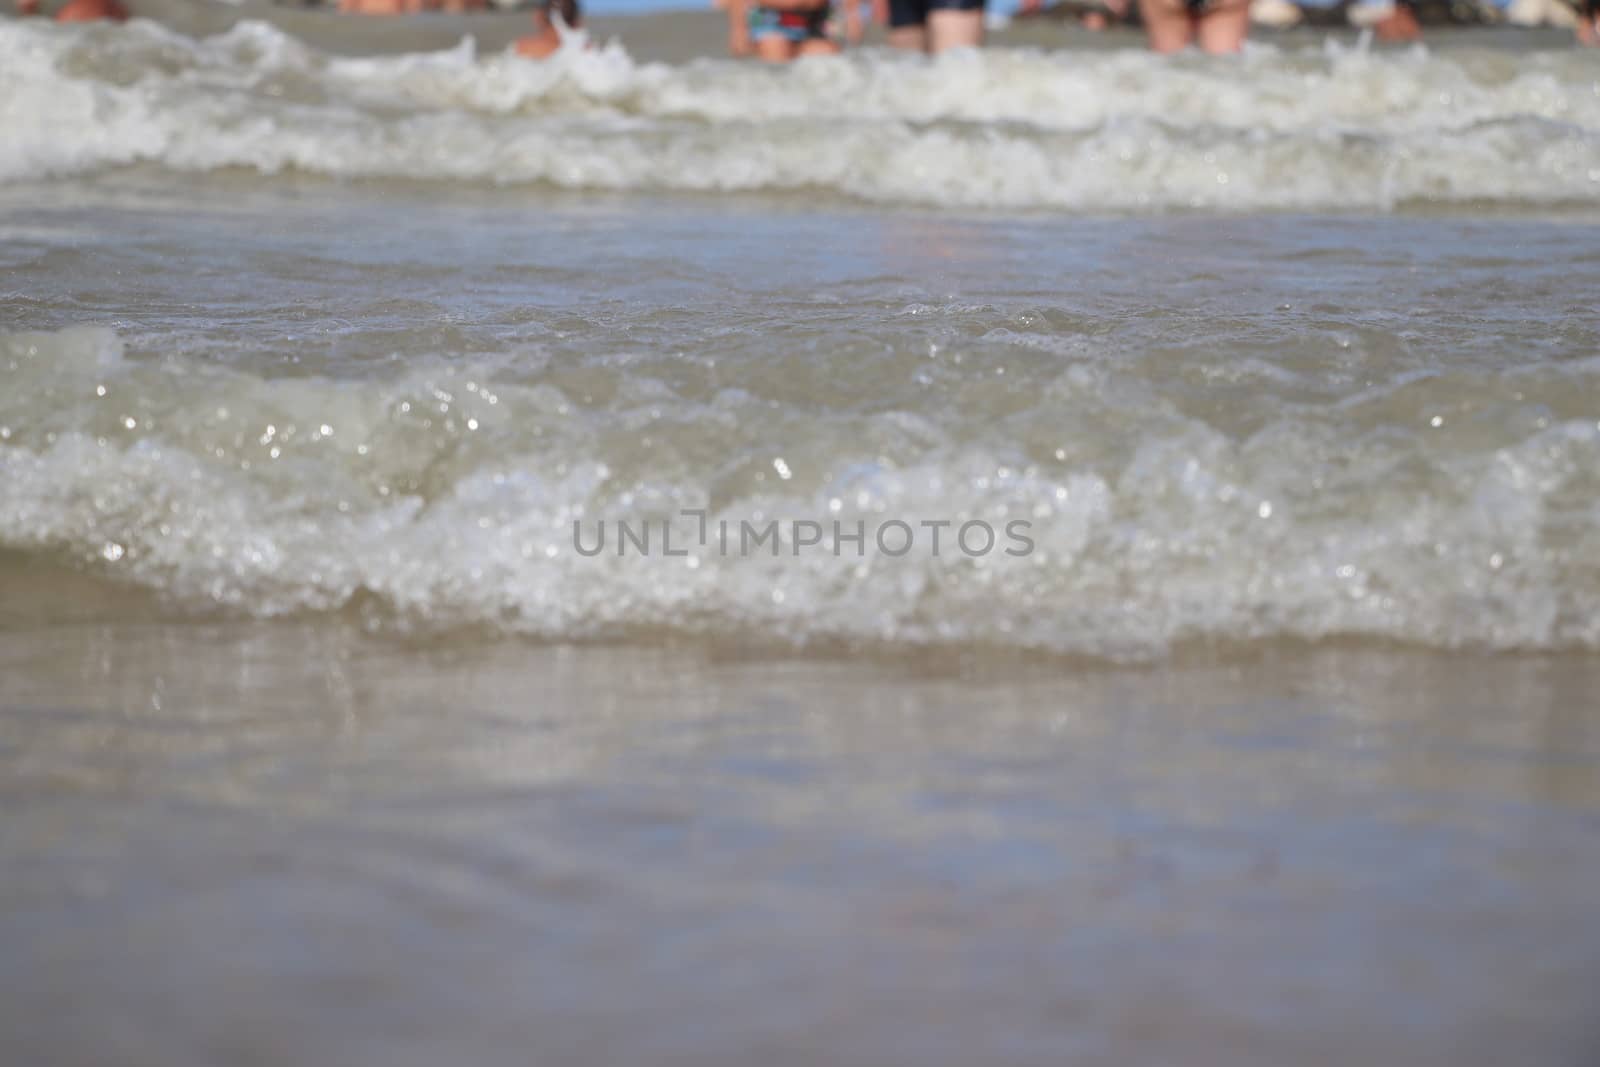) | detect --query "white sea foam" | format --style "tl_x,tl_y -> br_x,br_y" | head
2,19 -> 1599,209
5,325 -> 1599,657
